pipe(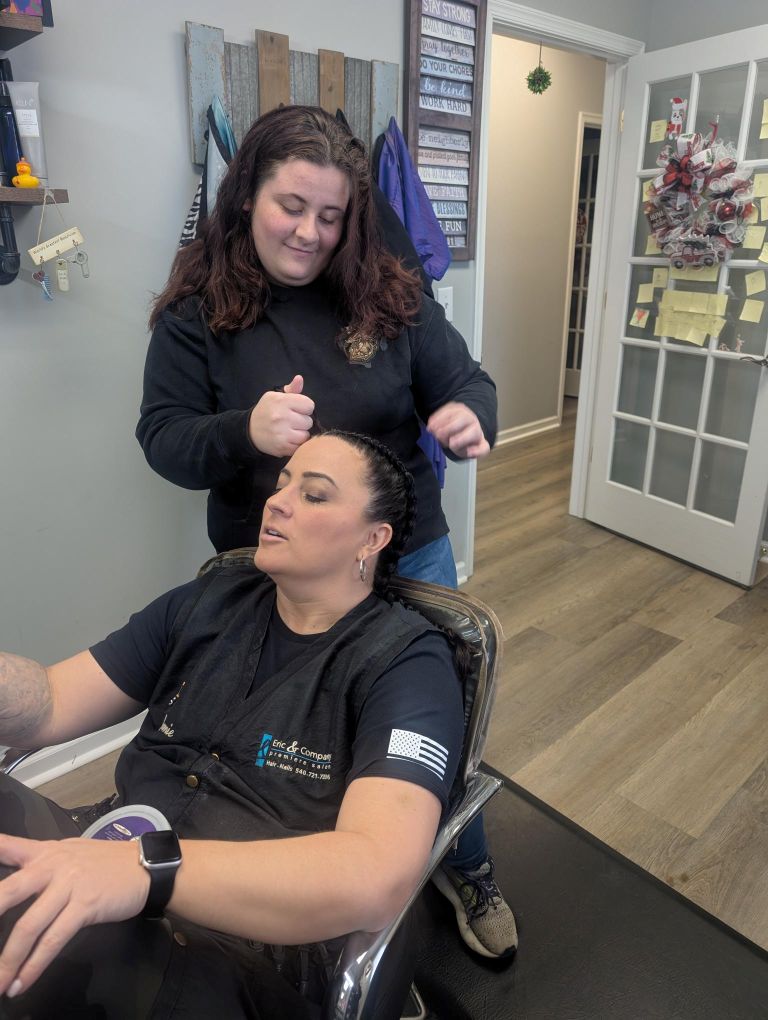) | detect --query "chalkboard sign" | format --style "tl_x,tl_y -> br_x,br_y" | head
406,0 -> 486,259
